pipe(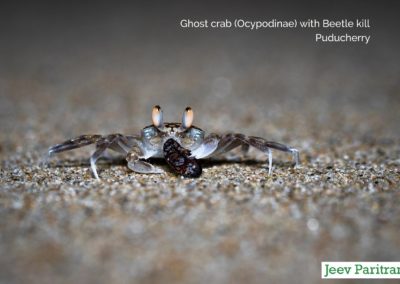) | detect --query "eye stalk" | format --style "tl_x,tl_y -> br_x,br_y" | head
152,105 -> 163,127
182,107 -> 194,128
